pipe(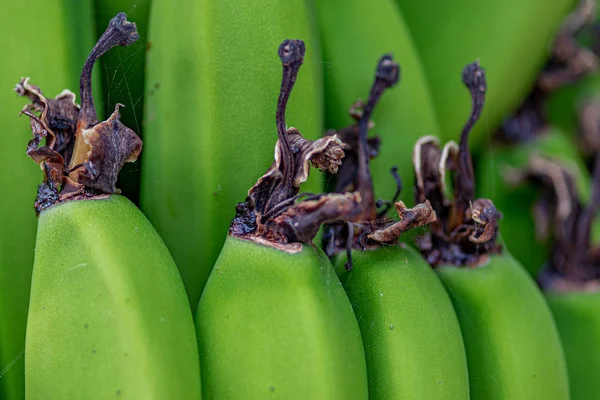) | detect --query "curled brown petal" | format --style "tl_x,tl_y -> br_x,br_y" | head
367,200 -> 437,244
